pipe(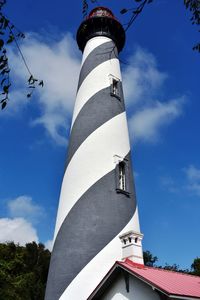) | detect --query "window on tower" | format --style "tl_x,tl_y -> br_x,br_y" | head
115,158 -> 130,196
119,161 -> 126,191
110,75 -> 120,99
112,79 -> 119,95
